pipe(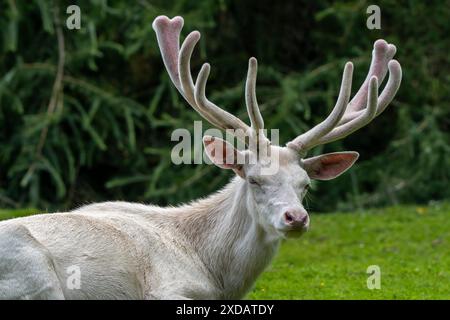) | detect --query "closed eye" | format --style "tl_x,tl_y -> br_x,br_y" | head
248,177 -> 261,186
